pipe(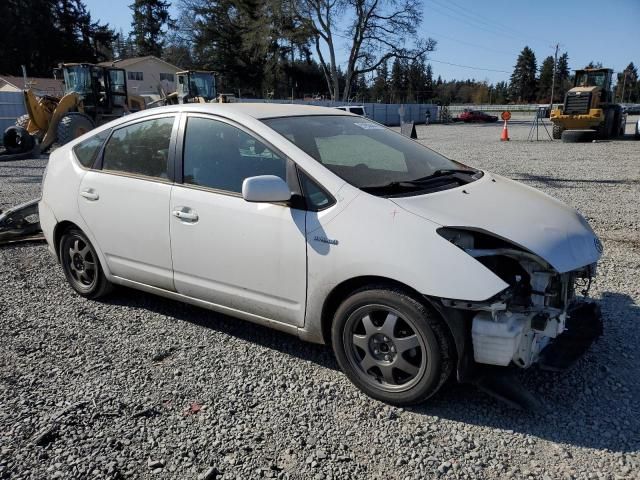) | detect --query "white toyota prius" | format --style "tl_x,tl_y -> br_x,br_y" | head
39,104 -> 604,405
